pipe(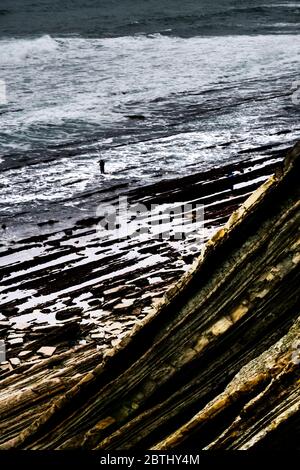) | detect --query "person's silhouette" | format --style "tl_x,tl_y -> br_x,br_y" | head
99,159 -> 105,174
